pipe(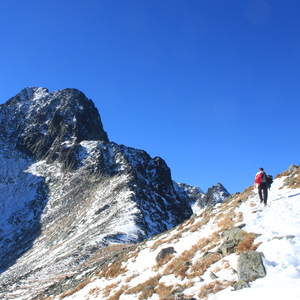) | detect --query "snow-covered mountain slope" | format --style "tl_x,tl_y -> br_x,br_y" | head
0,87 -> 229,299
46,165 -> 300,300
